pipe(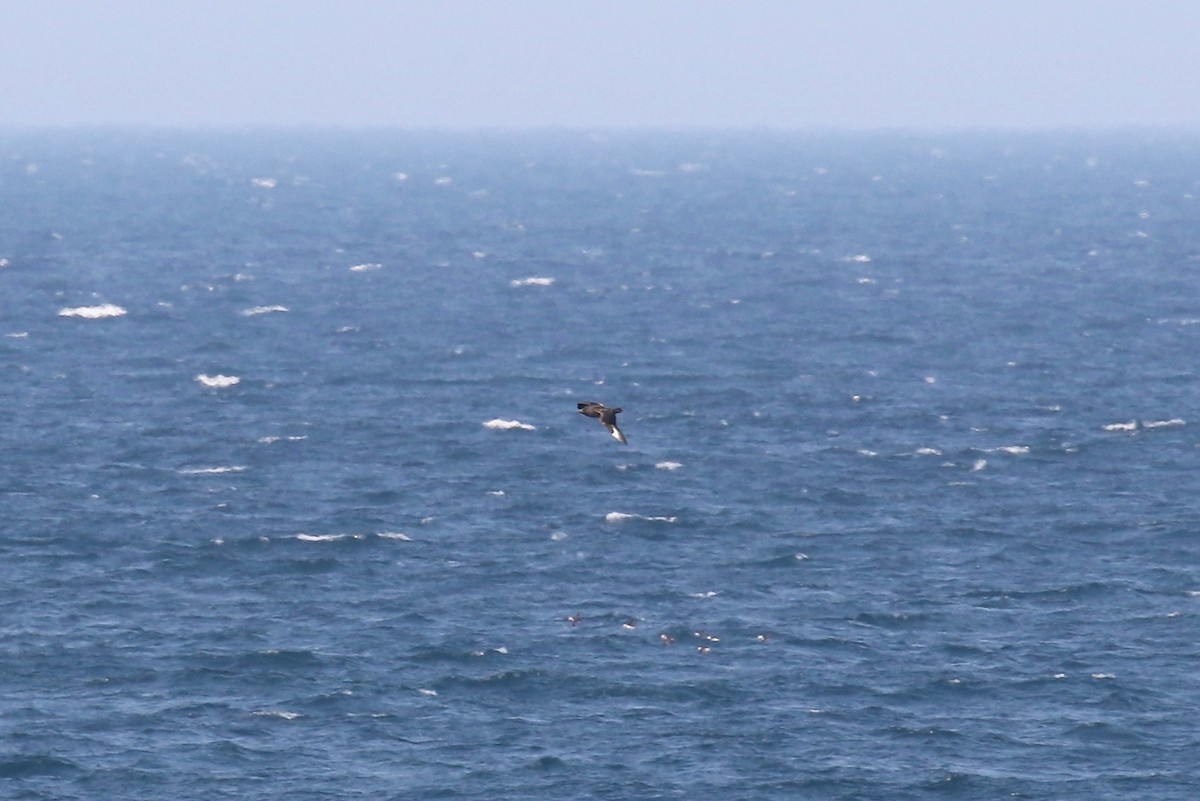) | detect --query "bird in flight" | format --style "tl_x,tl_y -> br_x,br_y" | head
577,401 -> 627,444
